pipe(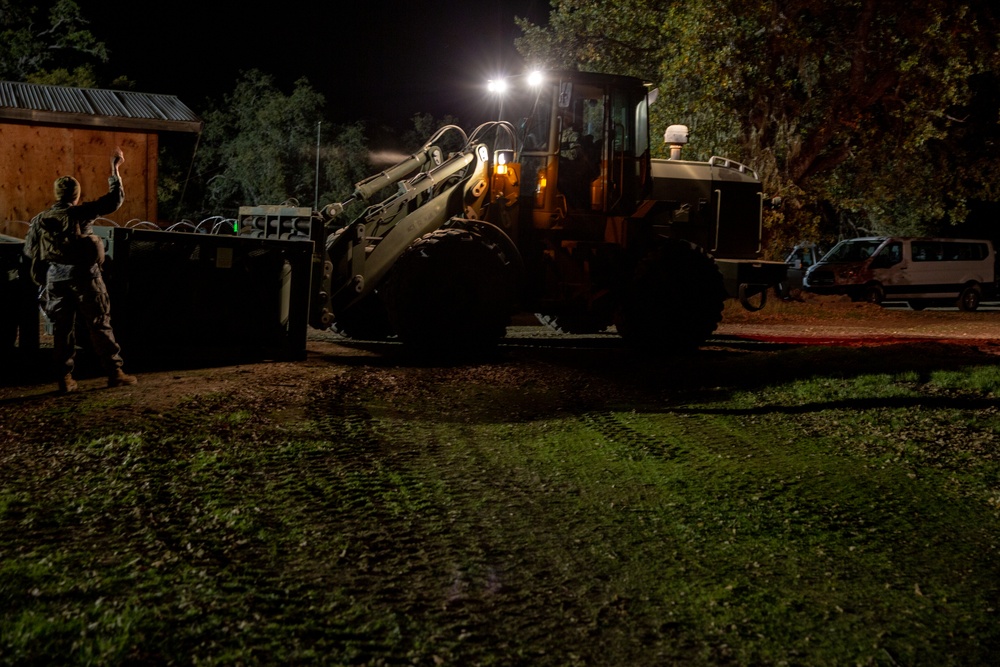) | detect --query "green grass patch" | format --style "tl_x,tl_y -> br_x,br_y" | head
2,351 -> 999,665
929,365 -> 1000,395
